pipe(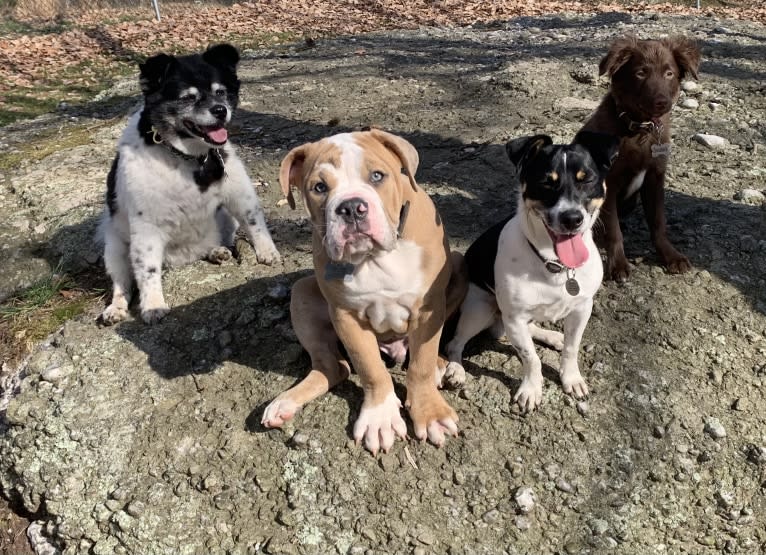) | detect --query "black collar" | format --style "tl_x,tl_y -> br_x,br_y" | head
146,127 -> 226,191
618,111 -> 663,137
526,238 -> 569,274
